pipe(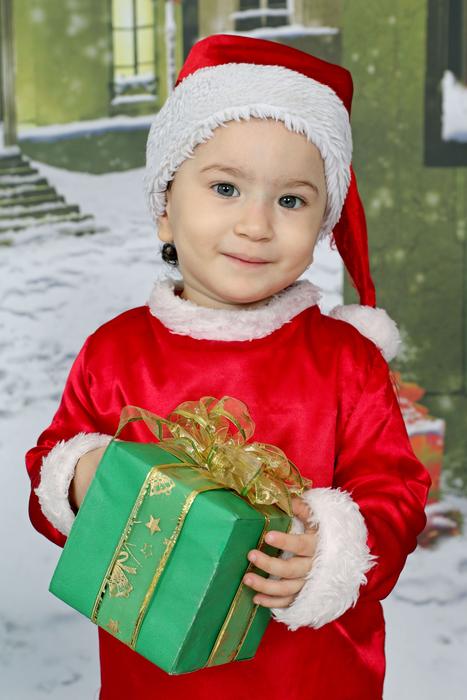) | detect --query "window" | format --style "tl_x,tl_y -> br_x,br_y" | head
110,0 -> 157,105
232,0 -> 293,33
425,0 -> 467,166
